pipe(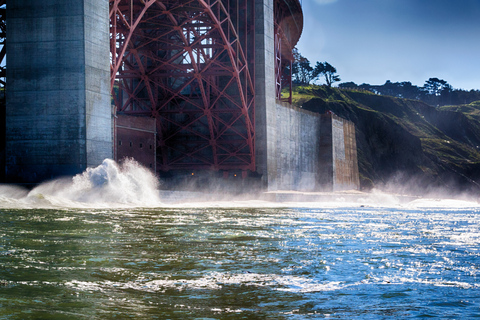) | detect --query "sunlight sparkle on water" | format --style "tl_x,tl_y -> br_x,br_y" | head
1,160 -> 480,318
1,205 -> 479,319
